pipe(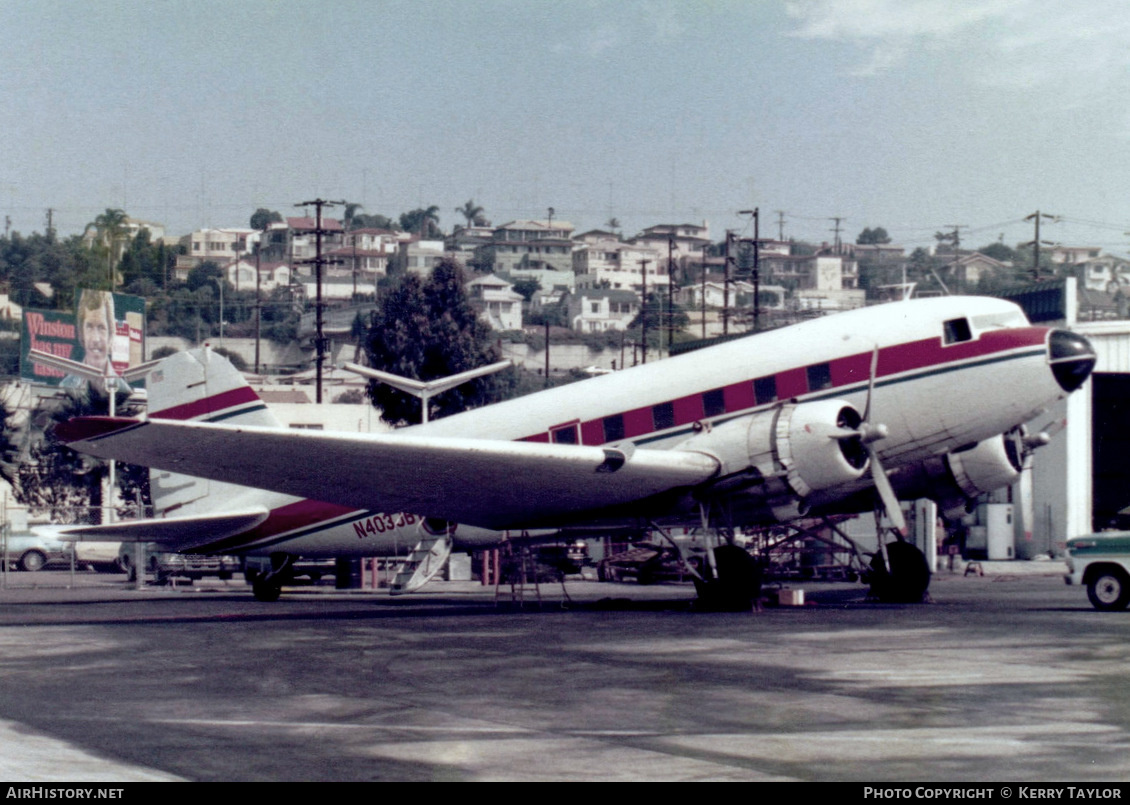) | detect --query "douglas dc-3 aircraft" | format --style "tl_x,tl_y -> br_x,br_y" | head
57,295 -> 1095,604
